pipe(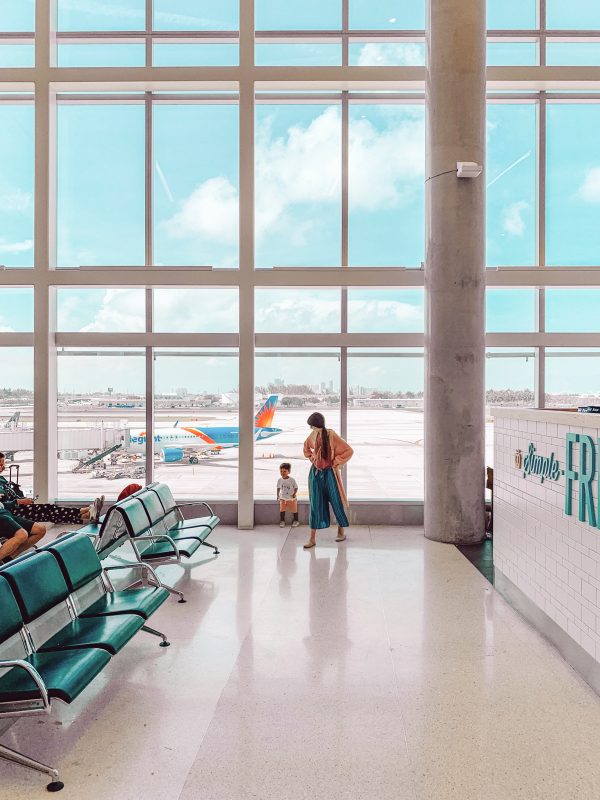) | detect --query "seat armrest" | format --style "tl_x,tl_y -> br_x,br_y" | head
134,533 -> 181,559
0,659 -> 50,715
103,562 -> 163,588
172,500 -> 214,516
